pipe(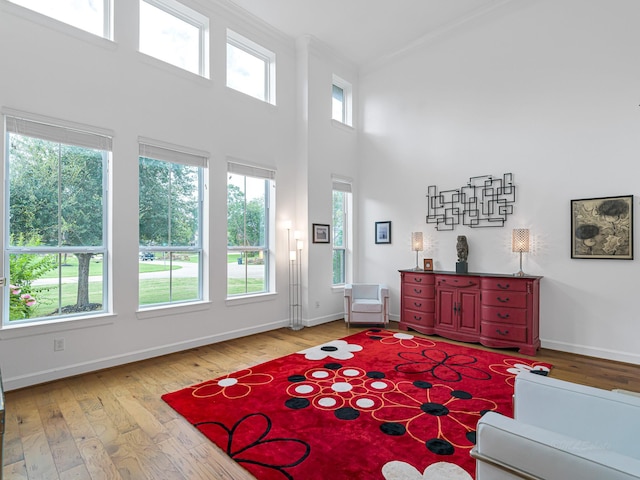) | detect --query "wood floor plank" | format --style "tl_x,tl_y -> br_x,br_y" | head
3,320 -> 640,480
